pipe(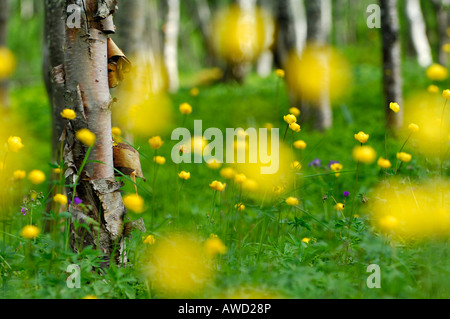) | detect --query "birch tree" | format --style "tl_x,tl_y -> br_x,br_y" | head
405,0 -> 432,67
163,0 -> 180,92
380,0 -> 403,129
